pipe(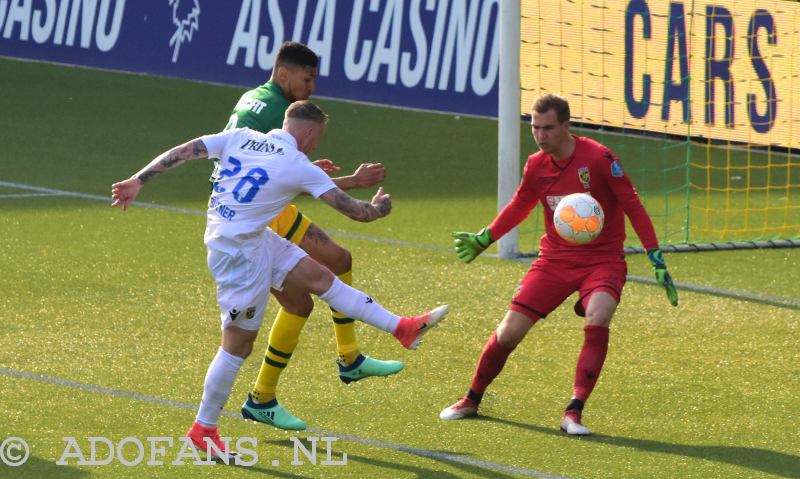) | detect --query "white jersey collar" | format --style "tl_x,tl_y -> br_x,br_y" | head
267,129 -> 298,150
